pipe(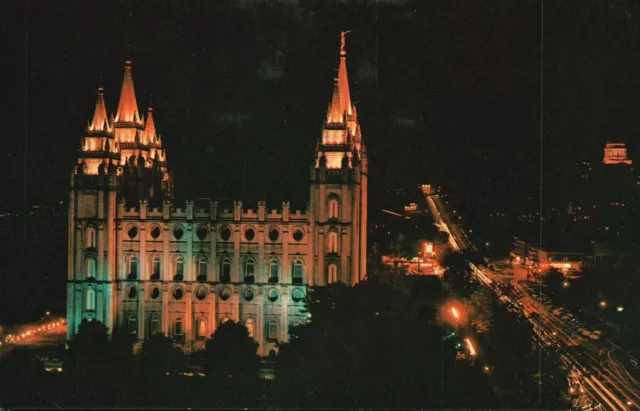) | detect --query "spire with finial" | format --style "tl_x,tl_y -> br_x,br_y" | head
115,60 -> 141,123
338,30 -> 353,116
89,87 -> 109,131
327,77 -> 345,123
